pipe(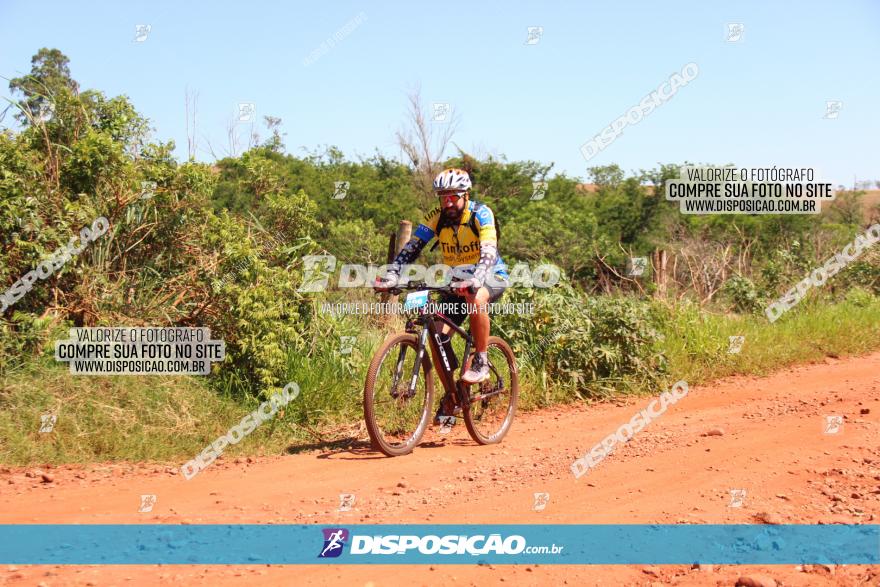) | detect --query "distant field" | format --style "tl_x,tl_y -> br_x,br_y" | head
859,189 -> 880,221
